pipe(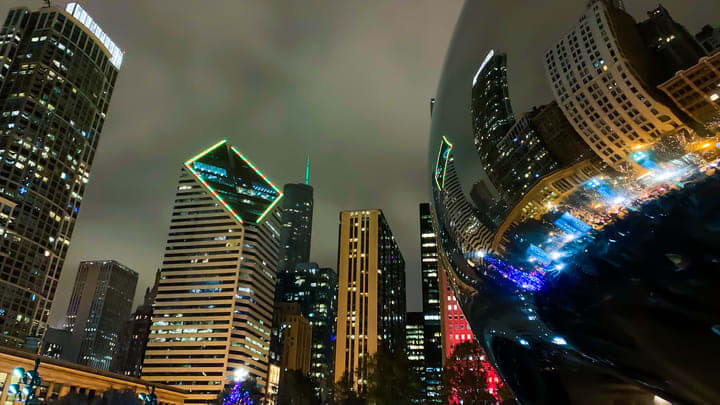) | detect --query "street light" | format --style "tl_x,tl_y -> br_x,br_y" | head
9,359 -> 41,404
234,368 -> 248,382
